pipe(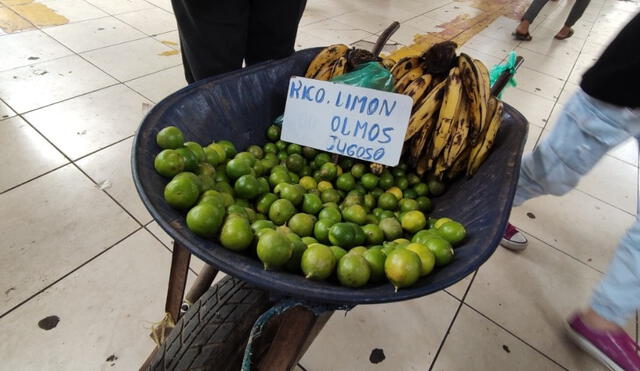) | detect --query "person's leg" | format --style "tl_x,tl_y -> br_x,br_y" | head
514,89 -> 640,206
171,0 -> 250,83
245,0 -> 307,66
515,0 -> 550,36
556,0 -> 591,38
